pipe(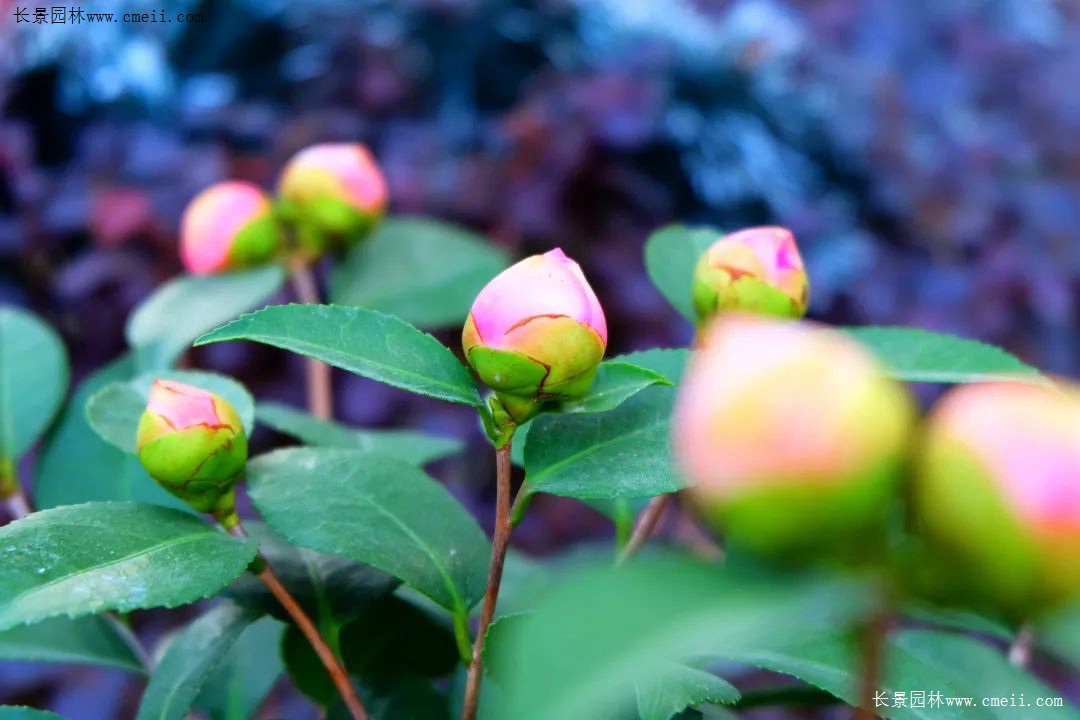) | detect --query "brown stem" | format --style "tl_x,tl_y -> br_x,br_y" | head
855,595 -> 892,720
462,442 -> 513,720
1008,623 -> 1034,668
289,263 -> 333,420
617,493 -> 672,564
228,522 -> 367,720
